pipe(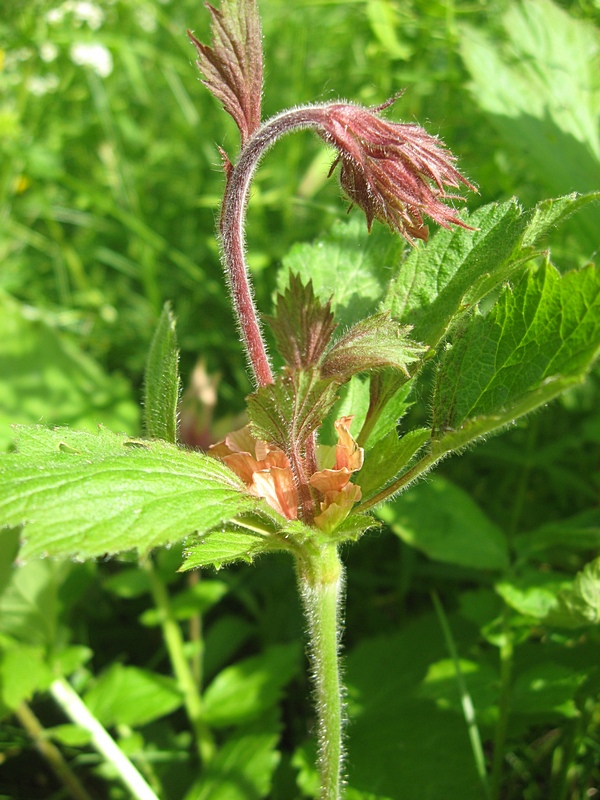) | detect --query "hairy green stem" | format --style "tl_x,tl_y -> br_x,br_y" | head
16,701 -> 94,800
49,678 -> 159,800
142,557 -> 216,765
296,543 -> 345,800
